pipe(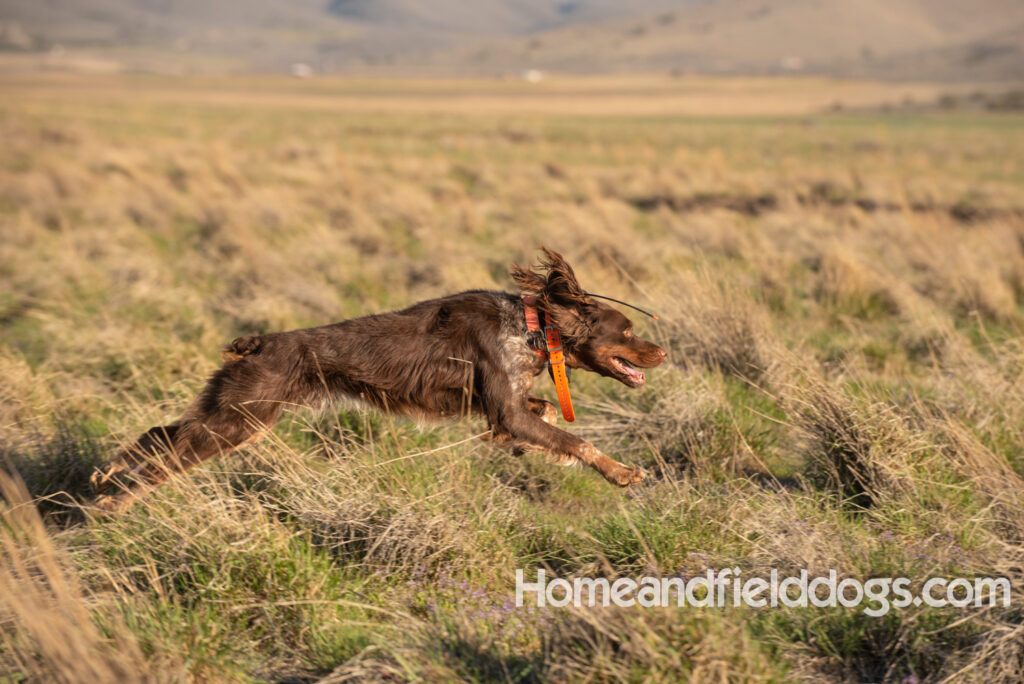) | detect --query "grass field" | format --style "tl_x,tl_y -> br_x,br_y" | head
2,74 -> 1024,683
